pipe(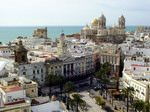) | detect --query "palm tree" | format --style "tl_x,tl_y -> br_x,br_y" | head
72,93 -> 84,112
143,101 -> 150,112
63,81 -> 74,109
132,100 -> 145,112
69,98 -> 75,111
96,68 -> 110,99
45,73 -> 58,96
56,75 -> 65,100
64,81 -> 74,96
80,100 -> 87,112
121,87 -> 135,112
95,96 -> 106,109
